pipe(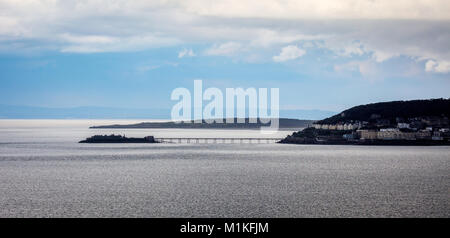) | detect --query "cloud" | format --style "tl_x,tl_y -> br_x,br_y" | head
204,42 -> 242,56
136,61 -> 178,72
0,0 -> 449,74
178,48 -> 196,58
273,45 -> 305,62
425,60 -> 450,73
182,0 -> 450,20
334,60 -> 379,80
60,34 -> 116,44
59,33 -> 180,53
372,51 -> 397,63
249,29 -> 324,48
